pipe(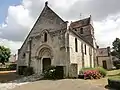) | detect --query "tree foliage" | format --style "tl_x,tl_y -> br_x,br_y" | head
0,46 -> 11,65
112,38 -> 120,59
